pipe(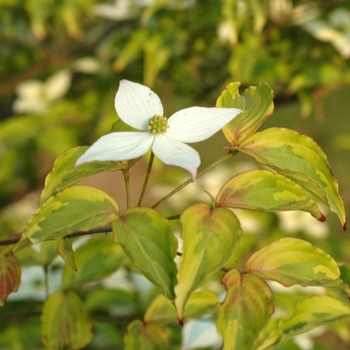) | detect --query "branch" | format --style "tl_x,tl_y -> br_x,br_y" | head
0,226 -> 113,247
